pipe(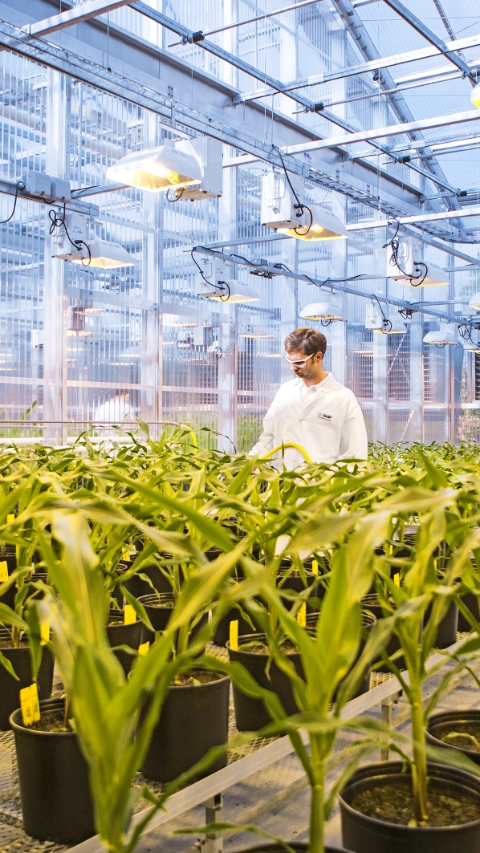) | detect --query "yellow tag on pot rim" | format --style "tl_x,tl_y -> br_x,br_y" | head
40,624 -> 50,645
394,573 -> 400,587
297,602 -> 307,627
138,641 -> 150,656
121,548 -> 132,562
0,561 -> 8,582
20,683 -> 40,726
229,620 -> 239,651
124,604 -> 136,625
6,514 -> 14,524
311,560 -> 319,576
